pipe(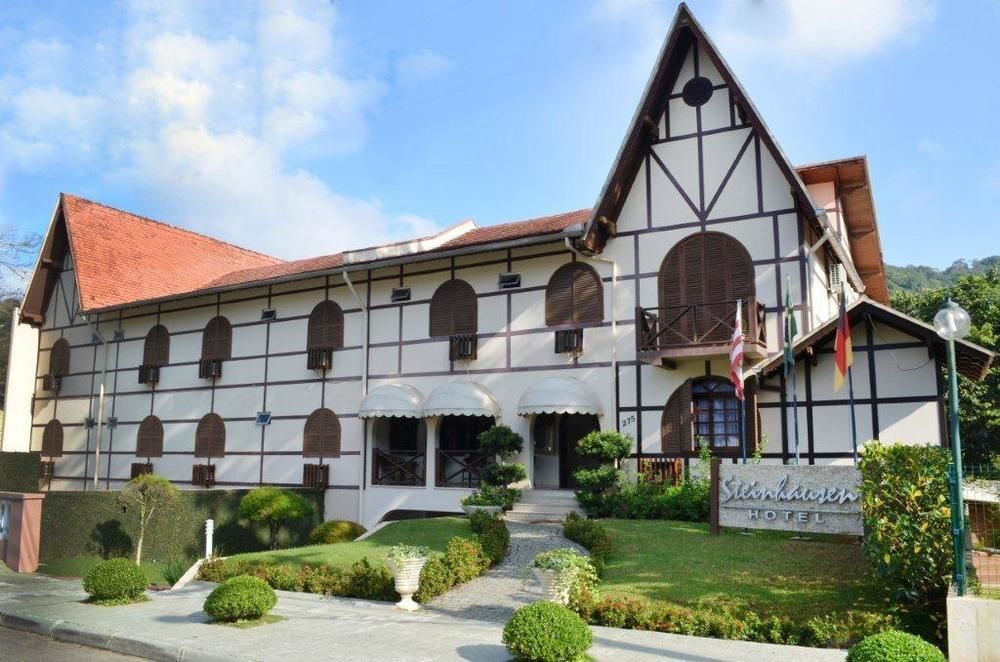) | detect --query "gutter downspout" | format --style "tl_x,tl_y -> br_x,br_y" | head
565,237 -> 618,432
343,271 -> 368,525
82,315 -> 109,491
